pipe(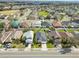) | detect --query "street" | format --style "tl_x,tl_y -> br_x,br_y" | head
0,48 -> 79,58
